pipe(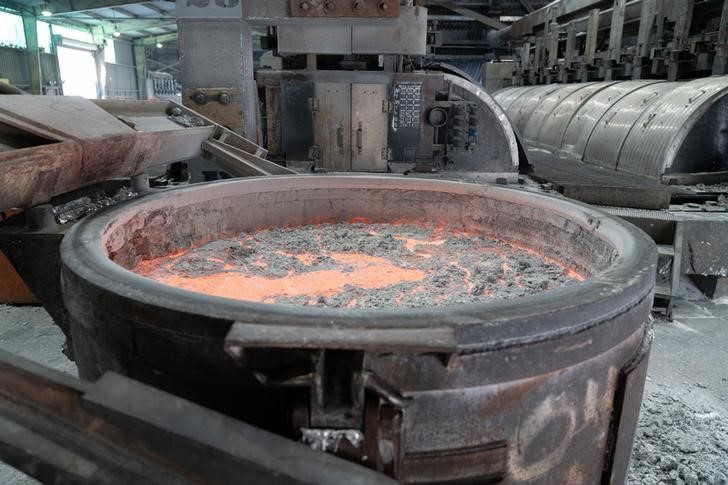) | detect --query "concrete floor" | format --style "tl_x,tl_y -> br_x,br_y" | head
648,297 -> 728,410
0,289 -> 726,484
0,305 -> 72,485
